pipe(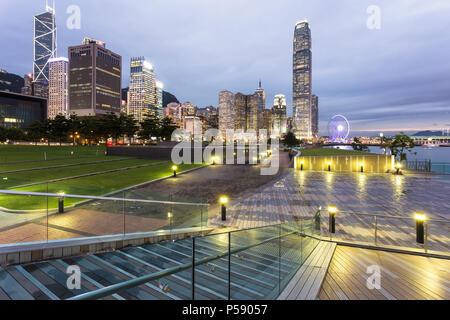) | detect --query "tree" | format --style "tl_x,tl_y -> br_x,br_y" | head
283,131 -> 300,148
68,114 -> 82,146
390,133 -> 416,161
120,113 -> 138,143
26,121 -> 45,145
6,127 -> 25,142
79,116 -> 98,145
351,137 -> 369,152
51,115 -> 69,145
139,113 -> 160,141
100,113 -> 122,144
159,117 -> 178,141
